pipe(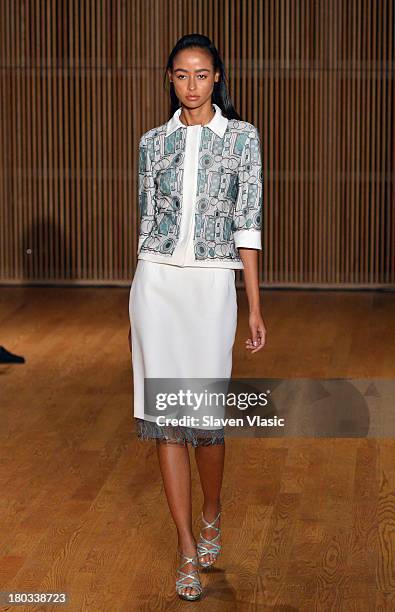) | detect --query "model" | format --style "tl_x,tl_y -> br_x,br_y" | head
129,33 -> 266,601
